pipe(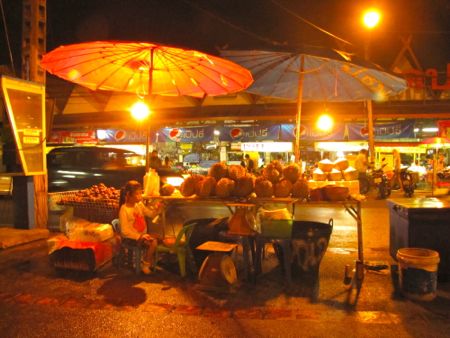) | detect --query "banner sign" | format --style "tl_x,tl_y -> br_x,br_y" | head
49,130 -> 97,144
97,129 -> 146,143
219,125 -> 280,142
280,120 -> 415,141
97,126 -> 215,143
347,120 -> 415,140
157,126 -> 214,143
279,123 -> 345,141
